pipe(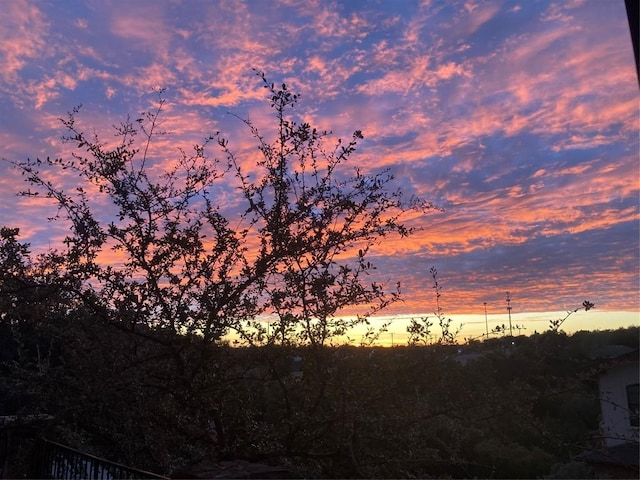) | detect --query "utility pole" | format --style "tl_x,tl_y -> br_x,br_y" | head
506,292 -> 513,337
390,332 -> 394,347
484,302 -> 488,339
